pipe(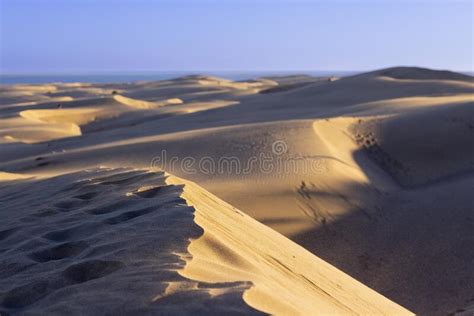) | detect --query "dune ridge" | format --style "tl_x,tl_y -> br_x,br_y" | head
167,174 -> 412,315
0,167 -> 411,315
113,95 -> 183,109
0,168 -> 259,315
